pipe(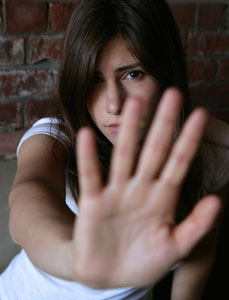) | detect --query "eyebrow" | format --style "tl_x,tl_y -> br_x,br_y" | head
95,63 -> 141,75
